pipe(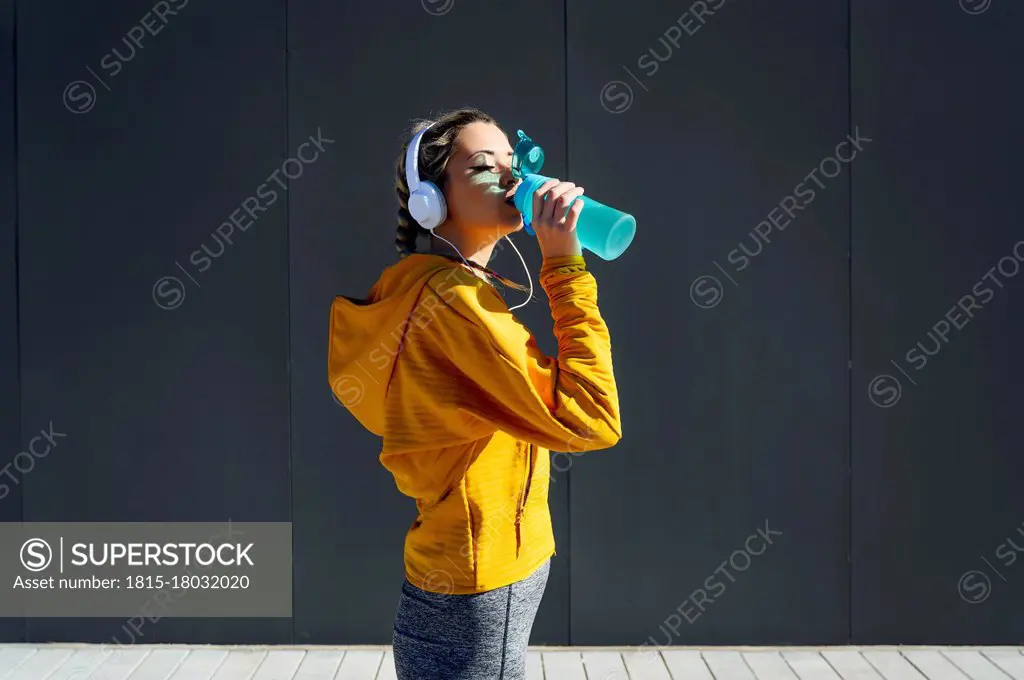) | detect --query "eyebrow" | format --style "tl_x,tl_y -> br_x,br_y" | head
465,149 -> 514,160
